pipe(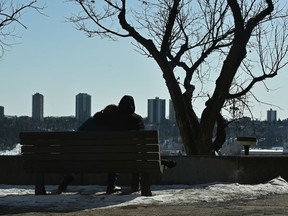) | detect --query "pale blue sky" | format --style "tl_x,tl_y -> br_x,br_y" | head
1,1 -> 288,120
